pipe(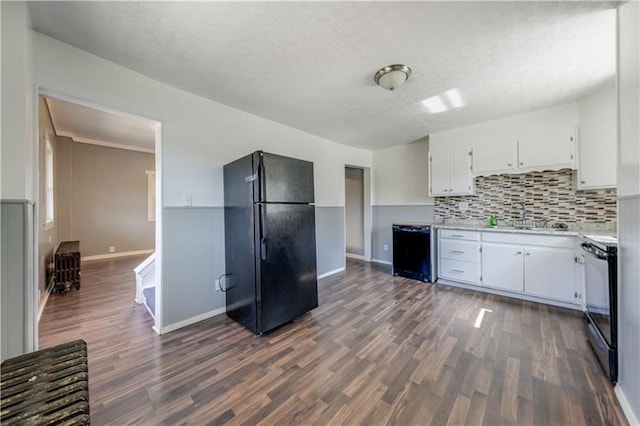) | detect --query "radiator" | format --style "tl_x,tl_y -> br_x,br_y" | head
53,241 -> 81,294
0,340 -> 90,425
